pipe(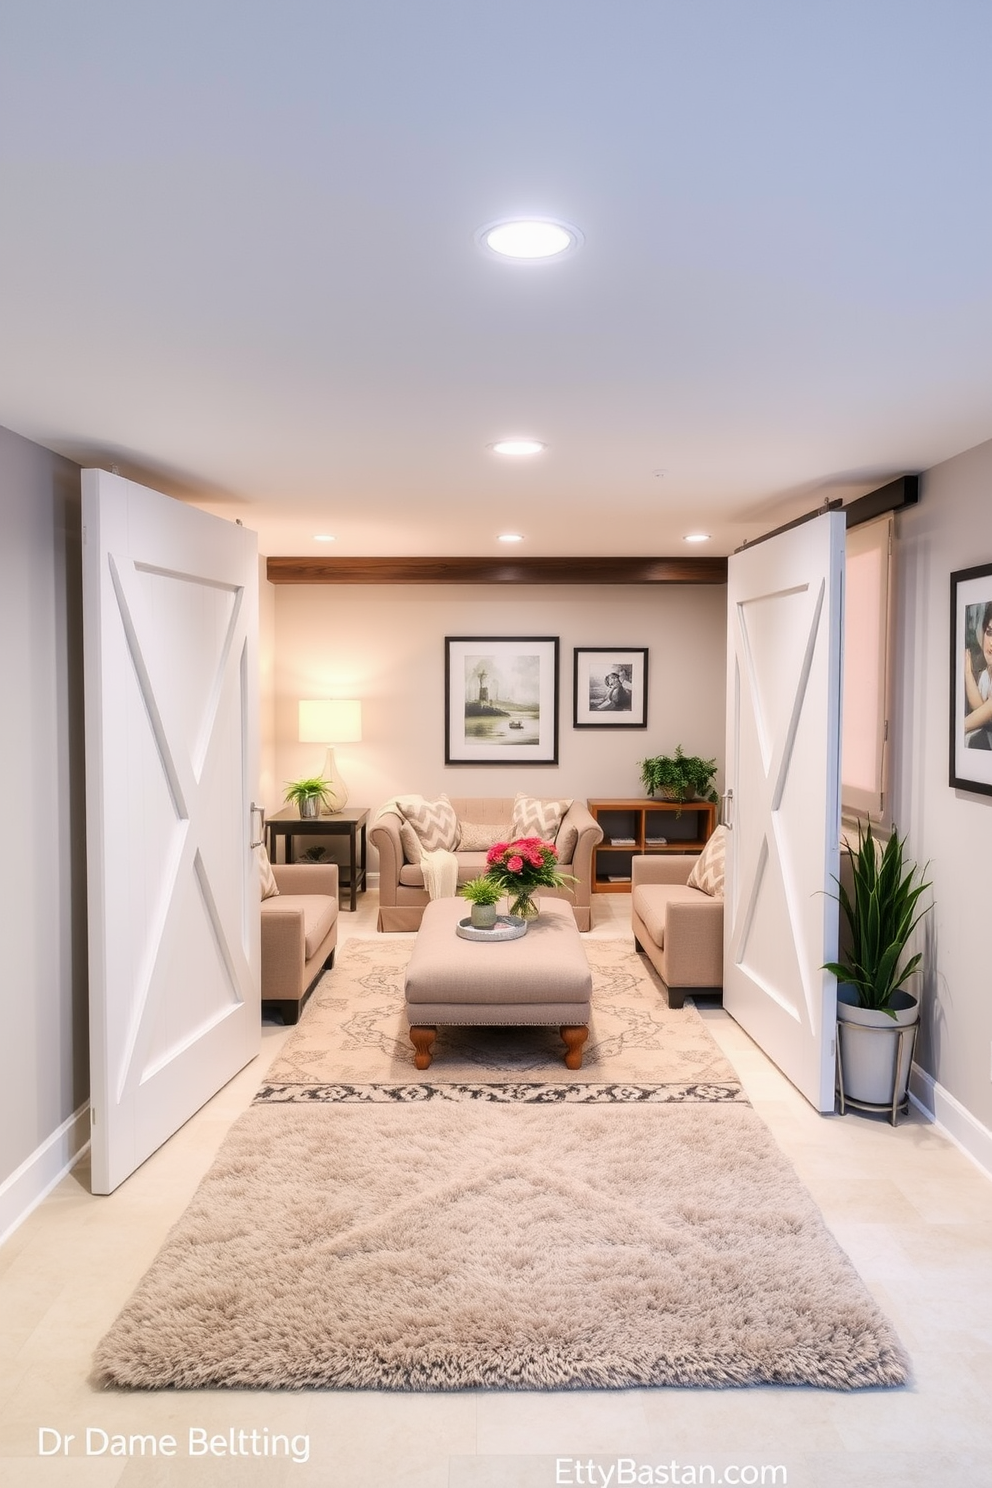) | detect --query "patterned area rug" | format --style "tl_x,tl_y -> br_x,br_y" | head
255,936 -> 745,1105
